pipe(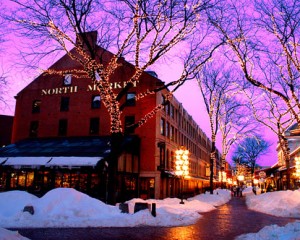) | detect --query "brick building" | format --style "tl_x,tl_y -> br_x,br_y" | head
0,32 -> 219,202
0,115 -> 13,147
